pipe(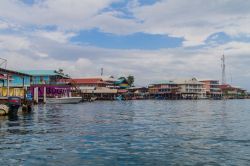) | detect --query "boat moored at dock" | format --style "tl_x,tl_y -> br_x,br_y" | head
46,97 -> 82,104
